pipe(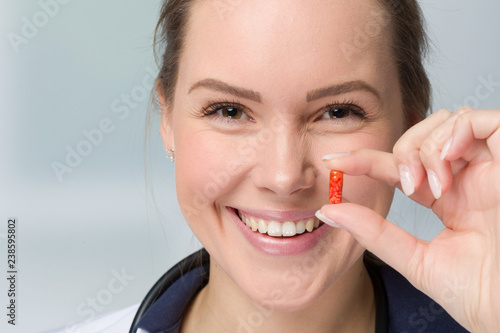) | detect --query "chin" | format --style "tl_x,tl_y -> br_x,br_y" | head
231,242 -> 366,314
248,283 -> 330,313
